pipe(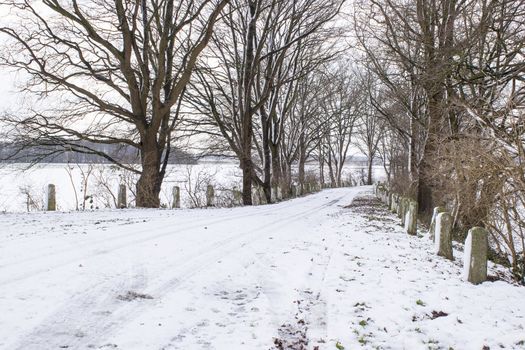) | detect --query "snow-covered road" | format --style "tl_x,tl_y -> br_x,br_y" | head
1,187 -> 524,350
